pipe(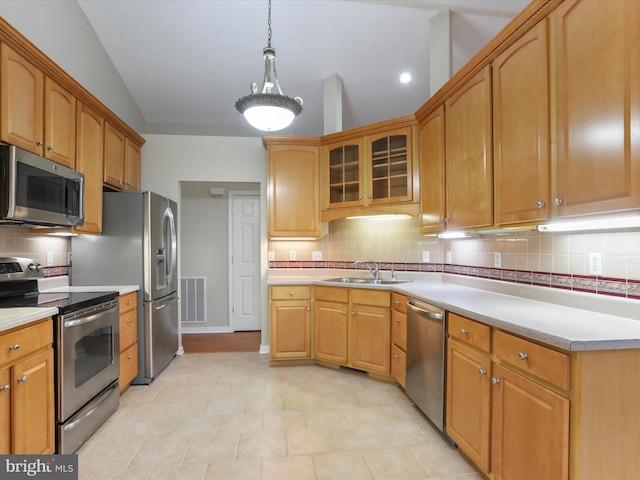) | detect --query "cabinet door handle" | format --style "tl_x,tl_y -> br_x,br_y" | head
518,352 -> 528,360
9,344 -> 20,351
491,377 -> 500,385
554,198 -> 563,206
0,384 -> 9,392
17,376 -> 28,383
536,201 -> 545,208
479,369 -> 487,376
460,328 -> 468,335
